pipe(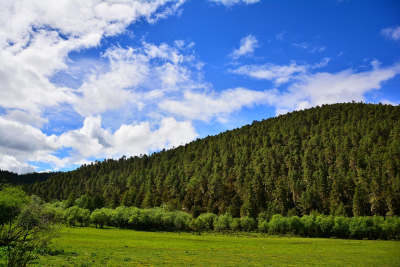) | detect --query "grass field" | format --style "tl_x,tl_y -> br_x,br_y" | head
27,227 -> 400,266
